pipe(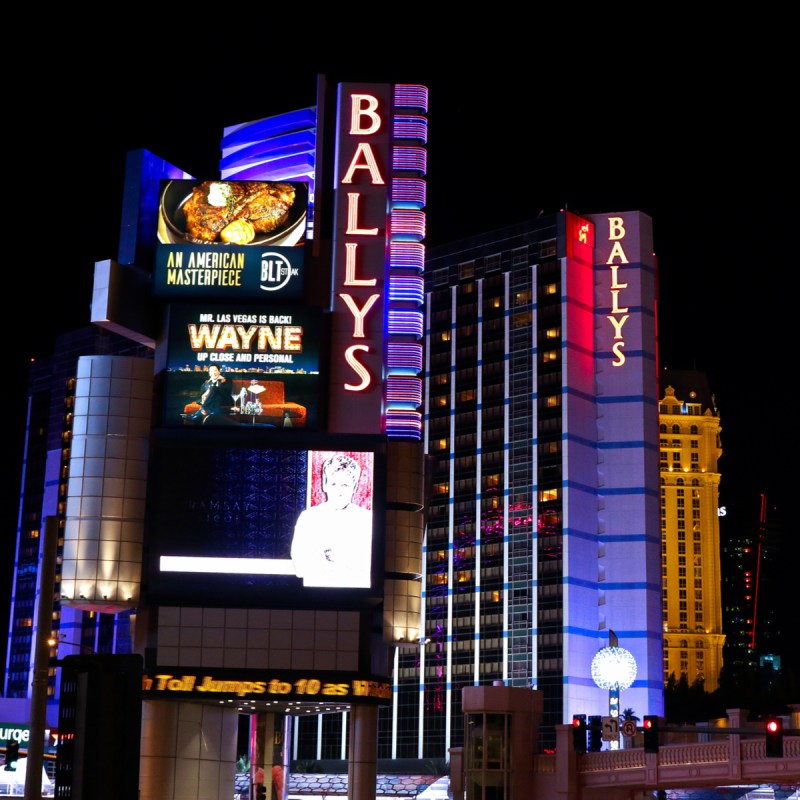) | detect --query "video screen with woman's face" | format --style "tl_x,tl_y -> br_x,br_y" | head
145,440 -> 378,606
